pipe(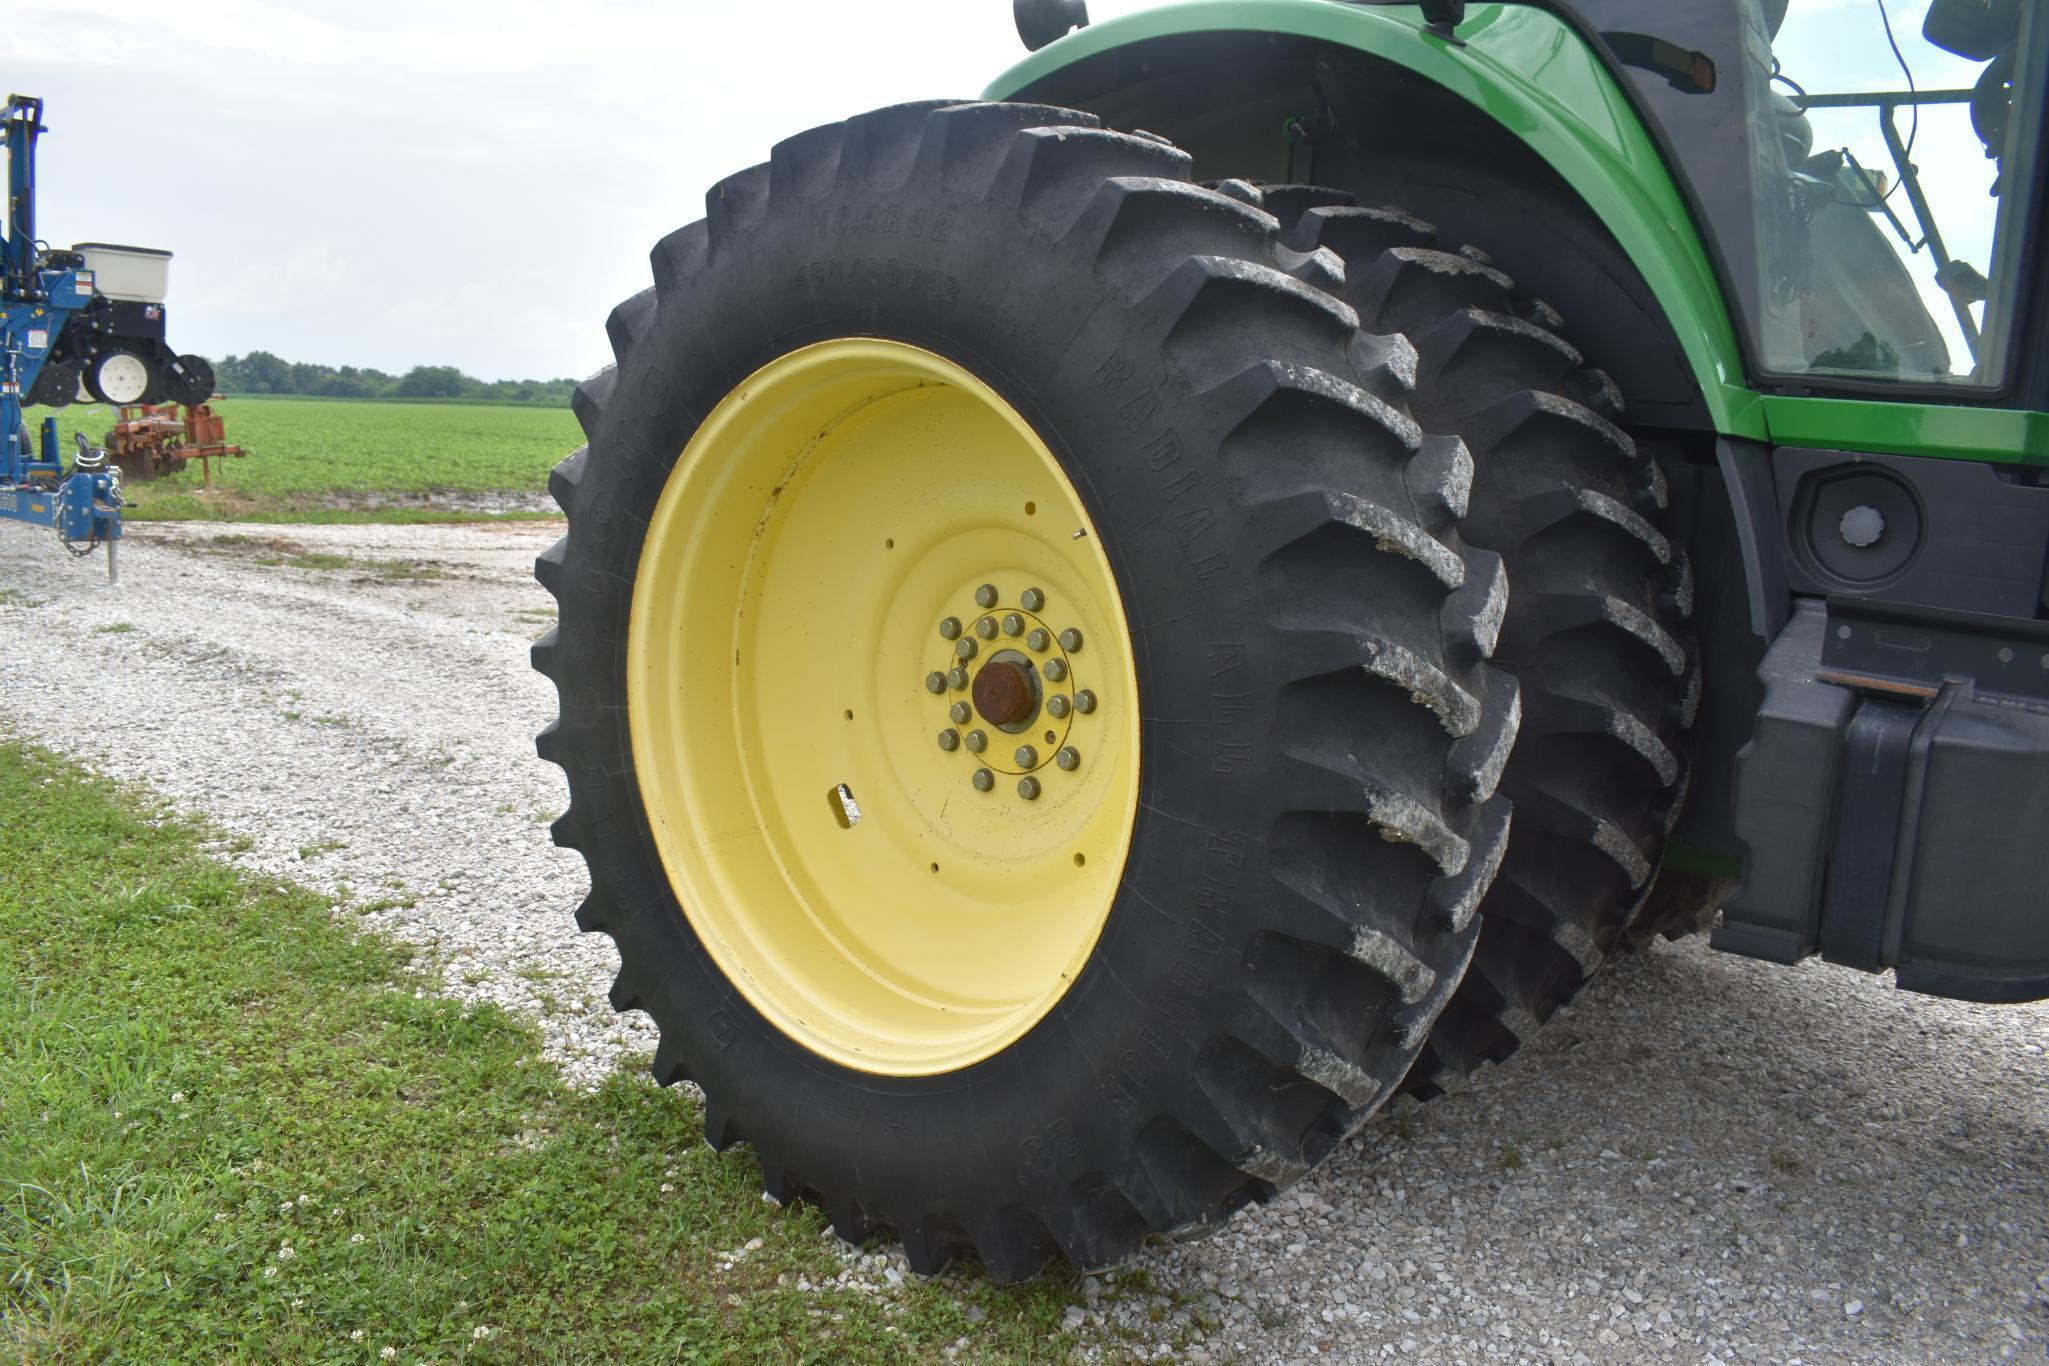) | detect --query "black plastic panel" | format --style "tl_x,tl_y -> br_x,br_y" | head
1896,694 -> 2049,1001
1824,596 -> 2049,701
1716,603 -> 1851,963
1774,446 -> 2049,618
